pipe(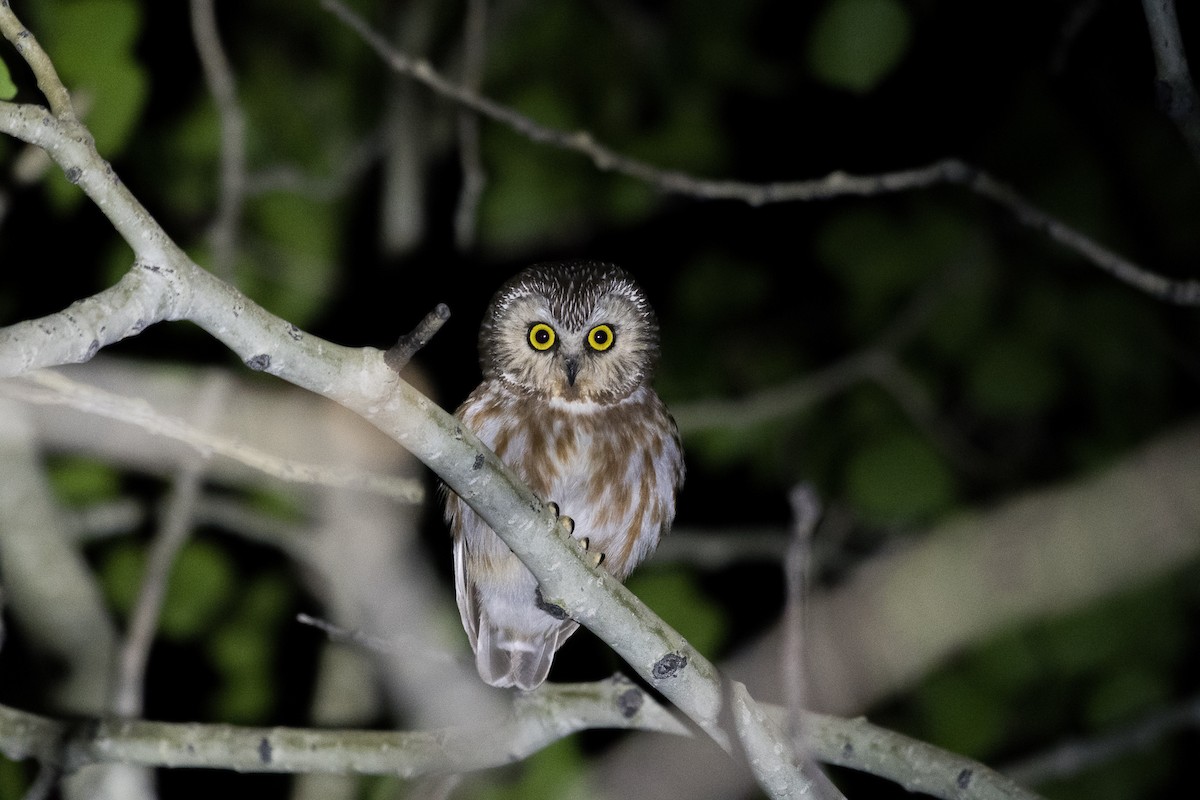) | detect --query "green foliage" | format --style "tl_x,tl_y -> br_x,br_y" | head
0,756 -> 26,800
32,0 -> 146,207
48,456 -> 121,506
806,0 -> 912,92
209,572 -> 294,723
844,429 -> 956,523
892,566 -> 1196,796
967,334 -> 1062,416
626,566 -> 727,656
0,56 -> 16,100
99,538 -> 237,641
673,255 -> 771,322
817,205 -> 970,335
240,192 -> 339,326
474,739 -> 587,800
